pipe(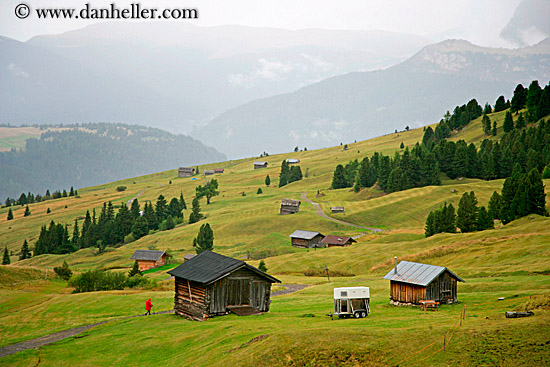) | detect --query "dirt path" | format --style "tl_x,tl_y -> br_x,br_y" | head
126,183 -> 166,207
300,193 -> 382,238
272,284 -> 310,296
0,310 -> 174,358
